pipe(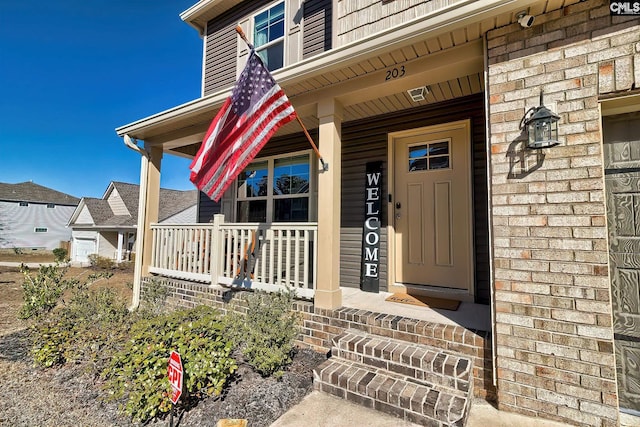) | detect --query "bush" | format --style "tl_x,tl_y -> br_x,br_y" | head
102,305 -> 237,422
52,248 -> 68,263
30,281 -> 131,369
224,289 -> 300,378
19,264 -> 78,320
140,279 -> 170,315
88,254 -> 114,270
